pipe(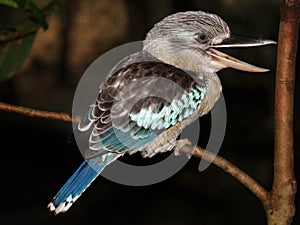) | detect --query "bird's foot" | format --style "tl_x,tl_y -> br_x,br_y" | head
174,139 -> 193,157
